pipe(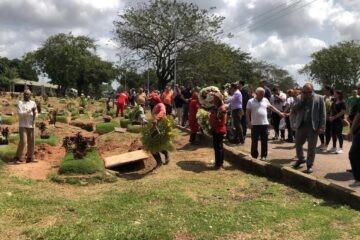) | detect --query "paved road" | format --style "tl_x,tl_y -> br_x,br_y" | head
227,130 -> 357,192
